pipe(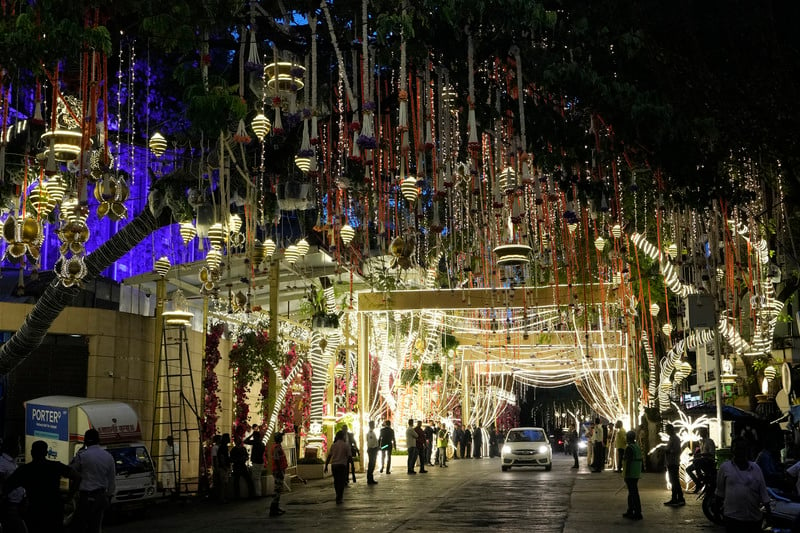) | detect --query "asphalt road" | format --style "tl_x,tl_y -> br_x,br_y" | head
105,453 -> 723,532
